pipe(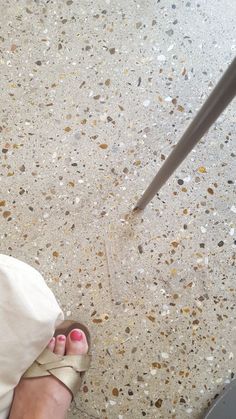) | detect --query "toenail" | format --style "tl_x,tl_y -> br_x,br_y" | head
70,330 -> 83,342
58,335 -> 66,341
